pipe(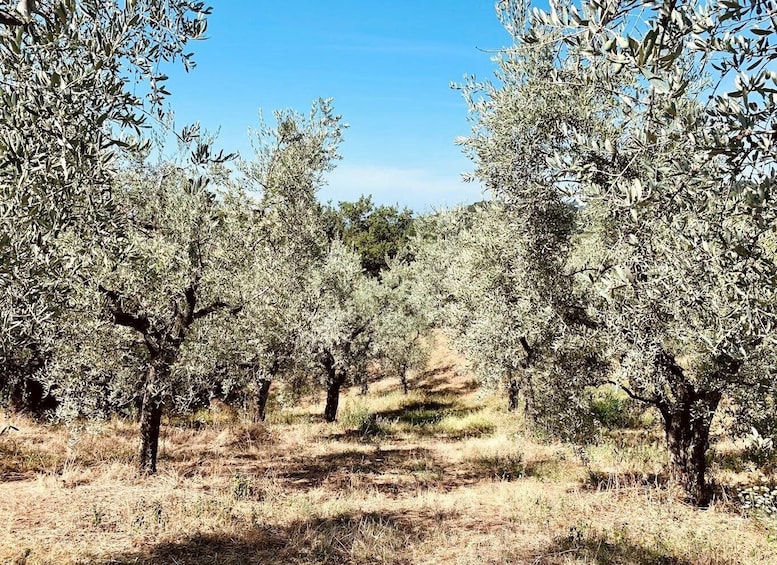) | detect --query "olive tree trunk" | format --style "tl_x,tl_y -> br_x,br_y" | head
254,378 -> 272,423
507,377 -> 520,412
320,350 -> 347,422
658,389 -> 721,505
324,371 -> 347,423
138,363 -> 165,475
